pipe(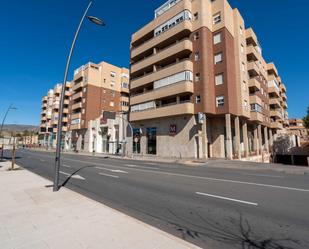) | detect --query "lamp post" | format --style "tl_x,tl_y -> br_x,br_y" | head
53,1 -> 105,192
0,104 -> 17,161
